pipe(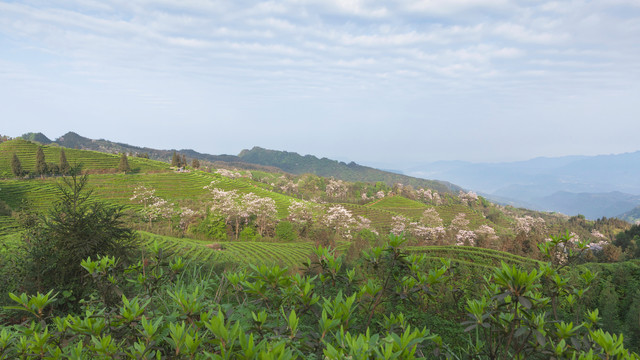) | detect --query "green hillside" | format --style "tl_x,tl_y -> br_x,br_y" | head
0,139 -> 168,177
238,146 -> 460,193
